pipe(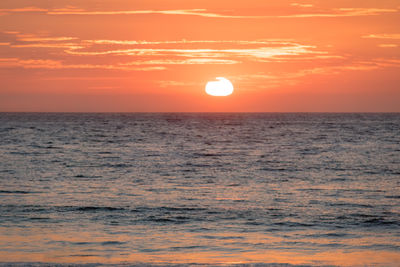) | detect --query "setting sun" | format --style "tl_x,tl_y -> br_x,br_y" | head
205,77 -> 234,96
